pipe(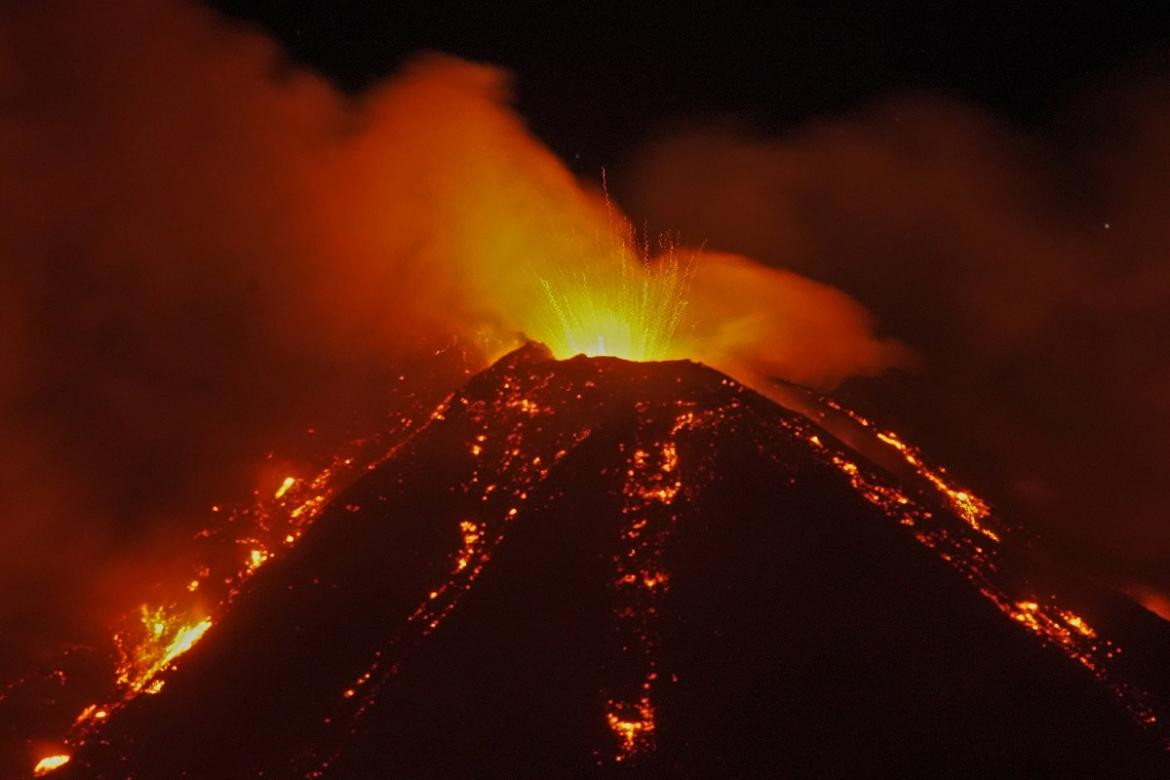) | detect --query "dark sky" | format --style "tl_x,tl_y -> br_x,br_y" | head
208,3 -> 1170,167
